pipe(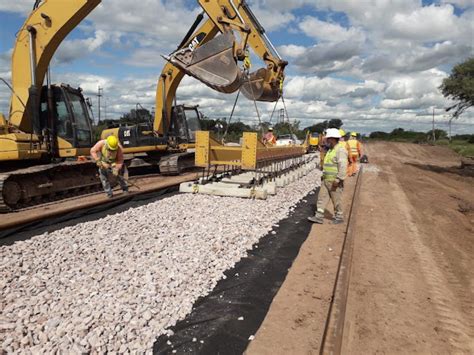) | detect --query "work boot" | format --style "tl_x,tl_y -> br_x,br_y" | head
332,217 -> 344,224
308,215 -> 324,224
122,190 -> 129,196
107,193 -> 113,199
